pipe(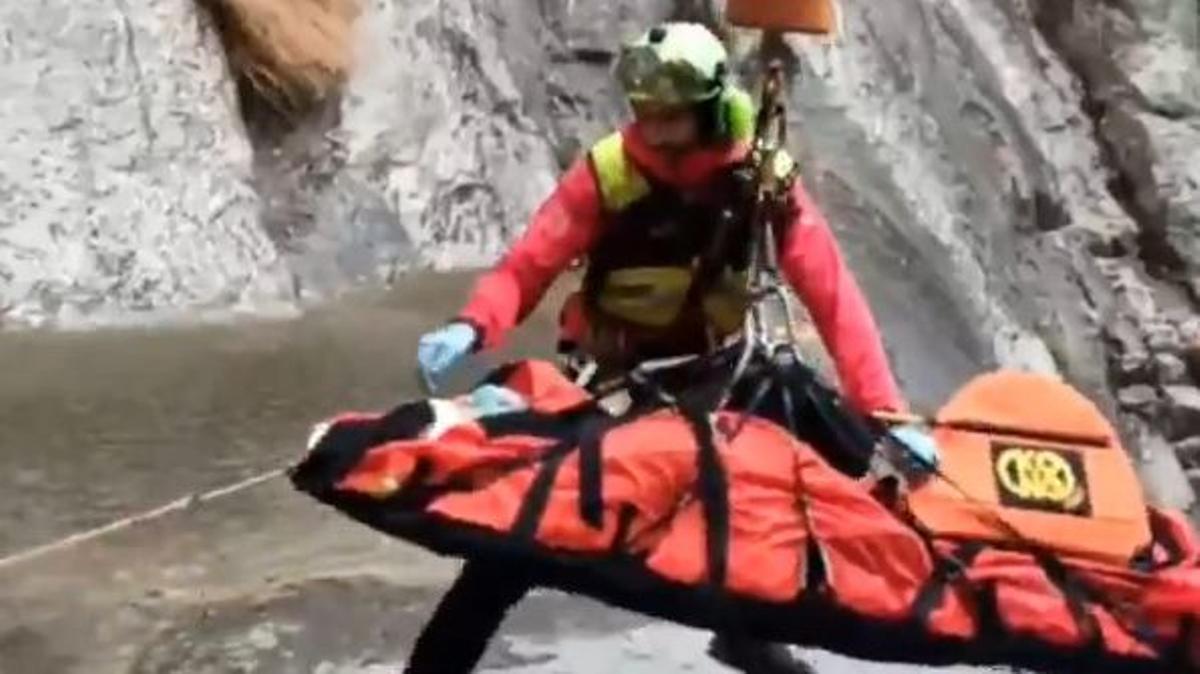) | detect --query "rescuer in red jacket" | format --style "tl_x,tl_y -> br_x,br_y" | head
406,21 -> 914,674
417,35 -> 903,419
